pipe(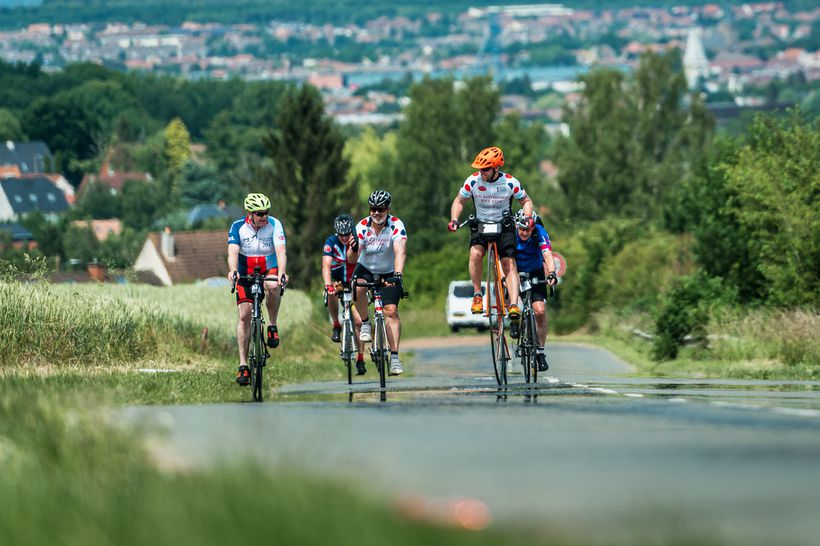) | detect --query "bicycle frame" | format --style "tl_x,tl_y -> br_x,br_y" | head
515,272 -> 542,383
338,285 -> 357,385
